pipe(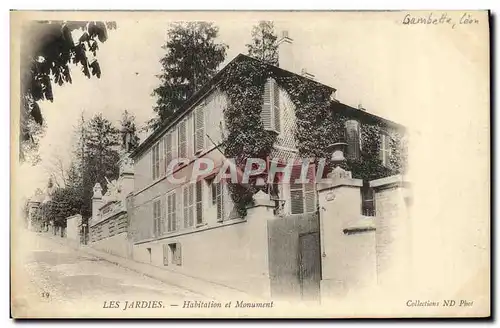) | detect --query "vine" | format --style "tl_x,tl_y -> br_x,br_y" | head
219,60 -> 278,217
219,58 -> 407,217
